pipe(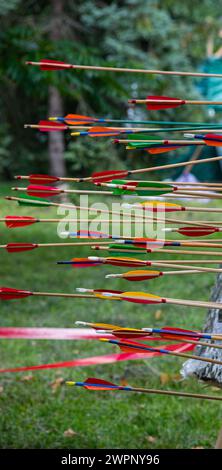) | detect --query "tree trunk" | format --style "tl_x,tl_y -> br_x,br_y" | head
48,0 -> 66,177
181,271 -> 222,386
